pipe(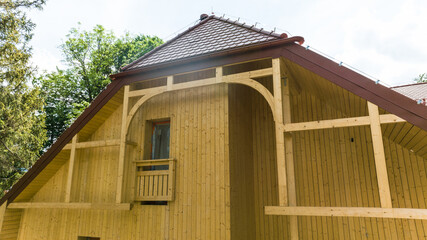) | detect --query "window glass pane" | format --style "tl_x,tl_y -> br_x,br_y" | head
151,122 -> 170,159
